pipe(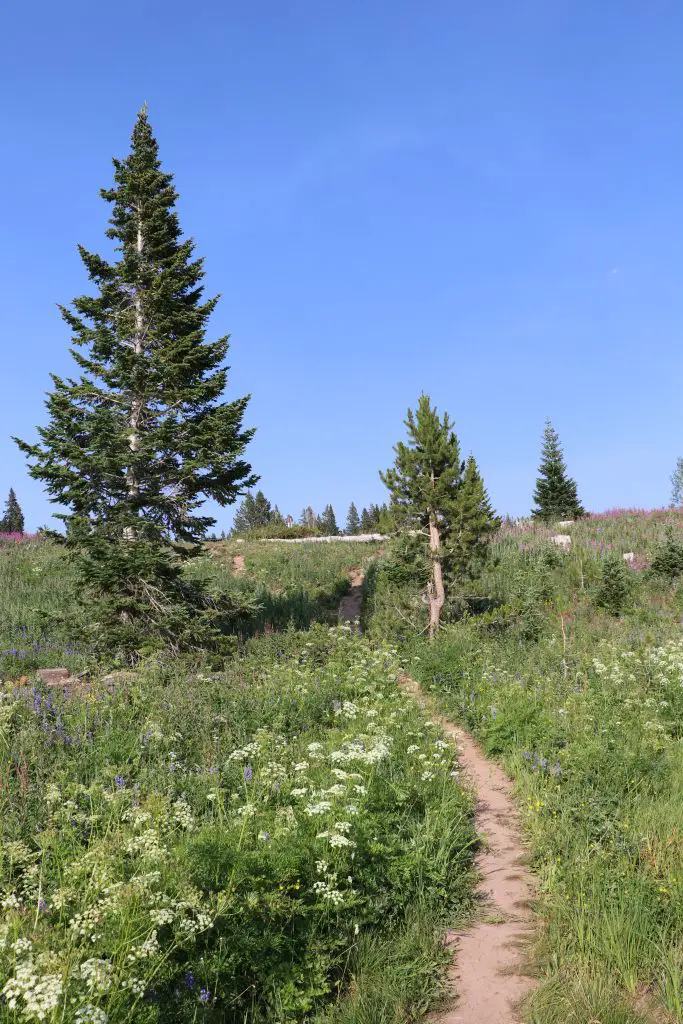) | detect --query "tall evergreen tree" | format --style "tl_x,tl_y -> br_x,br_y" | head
232,493 -> 257,533
449,456 -> 500,578
319,504 -> 339,535
252,490 -> 273,526
381,394 -> 496,637
345,502 -> 360,535
15,109 -> 256,655
299,506 -> 316,528
359,507 -> 372,532
531,420 -> 584,522
0,489 -> 25,534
